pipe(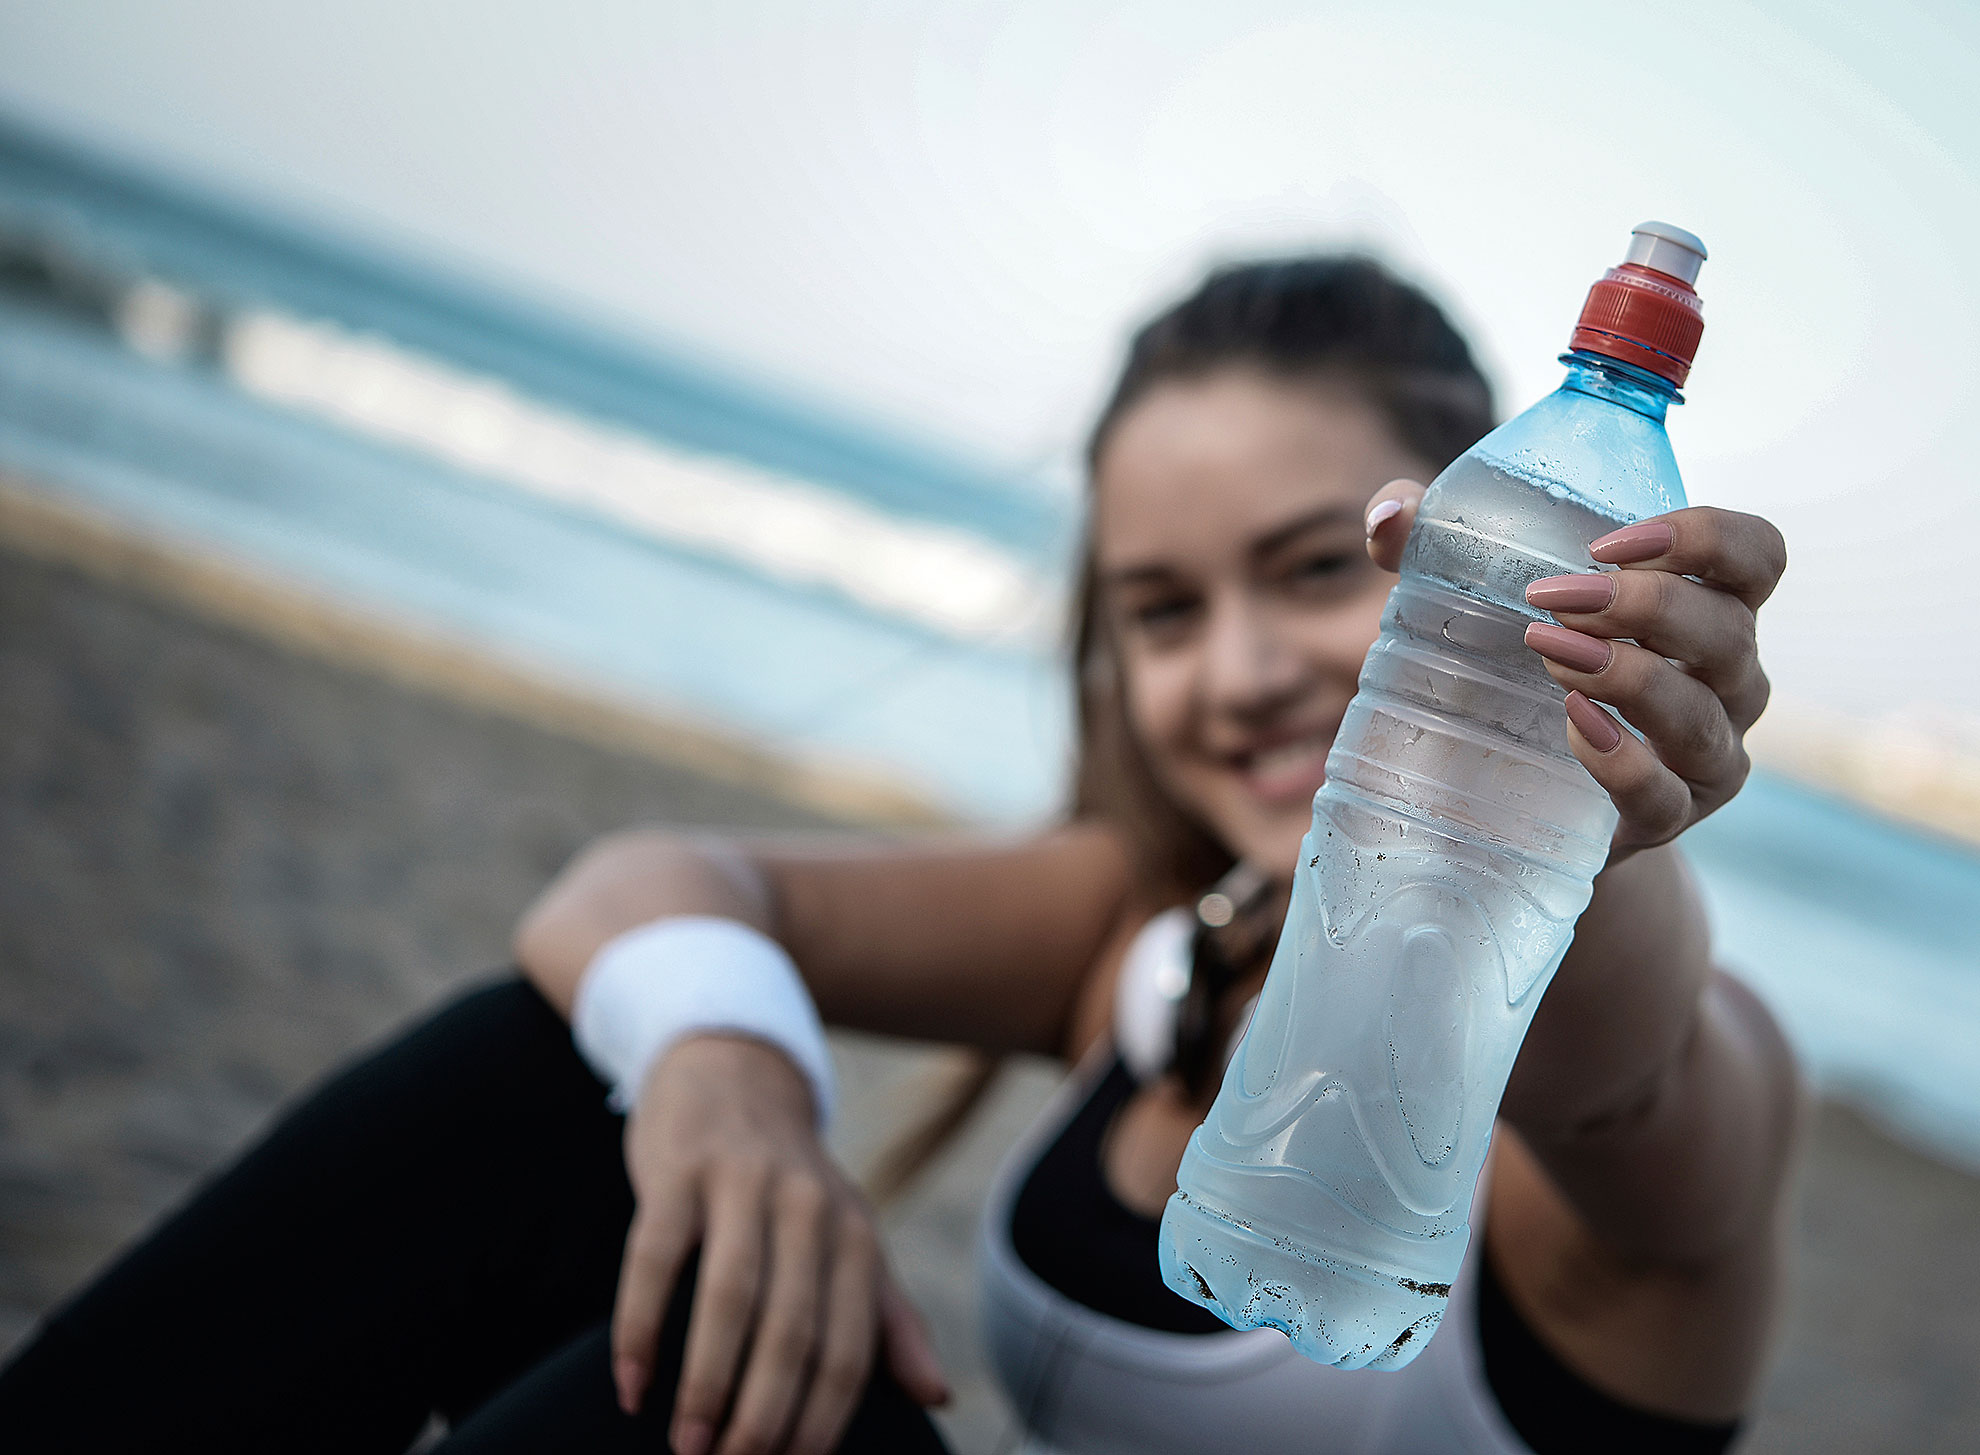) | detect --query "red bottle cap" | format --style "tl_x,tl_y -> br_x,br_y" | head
1568,221 -> 1707,386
